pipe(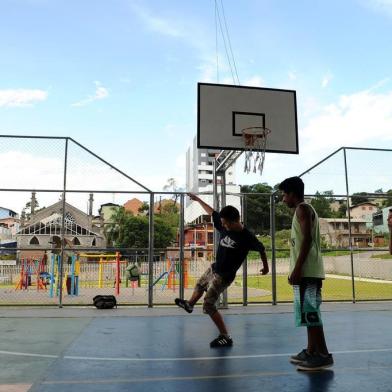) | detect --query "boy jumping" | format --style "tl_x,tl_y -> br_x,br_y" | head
175,193 -> 269,348
279,176 -> 333,371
